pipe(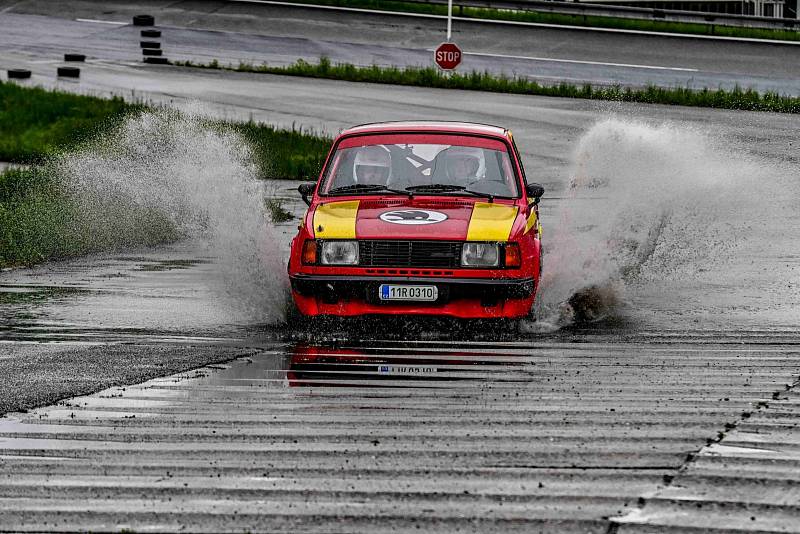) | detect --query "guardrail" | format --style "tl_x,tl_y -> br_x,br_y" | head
401,0 -> 800,29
